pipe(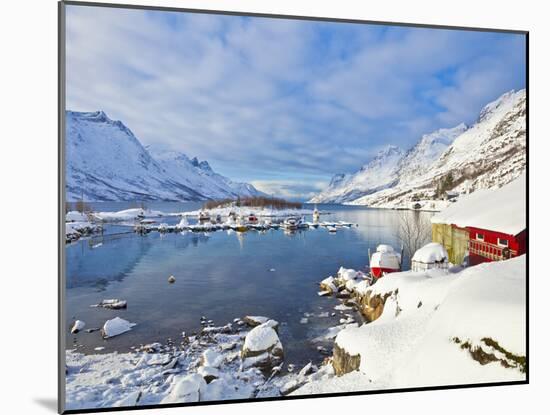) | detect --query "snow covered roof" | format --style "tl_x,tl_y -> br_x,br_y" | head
431,174 -> 526,235
412,243 -> 448,263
